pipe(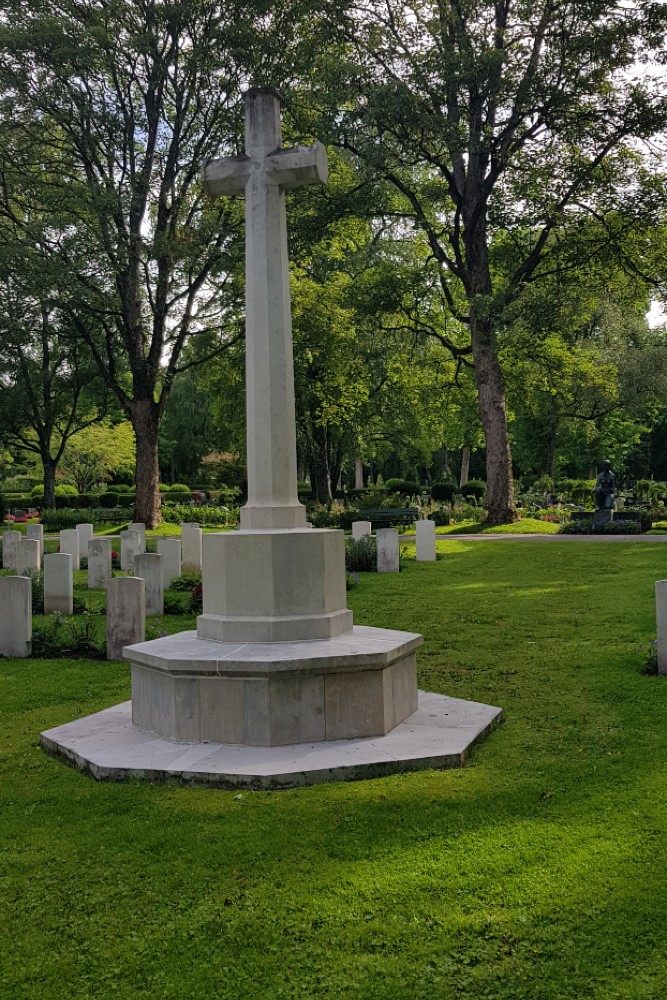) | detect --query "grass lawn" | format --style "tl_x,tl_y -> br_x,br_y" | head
436,516 -> 561,534
2,541 -> 667,999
